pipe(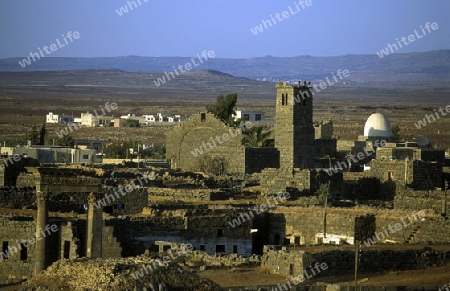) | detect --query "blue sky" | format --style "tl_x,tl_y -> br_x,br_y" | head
0,0 -> 448,58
